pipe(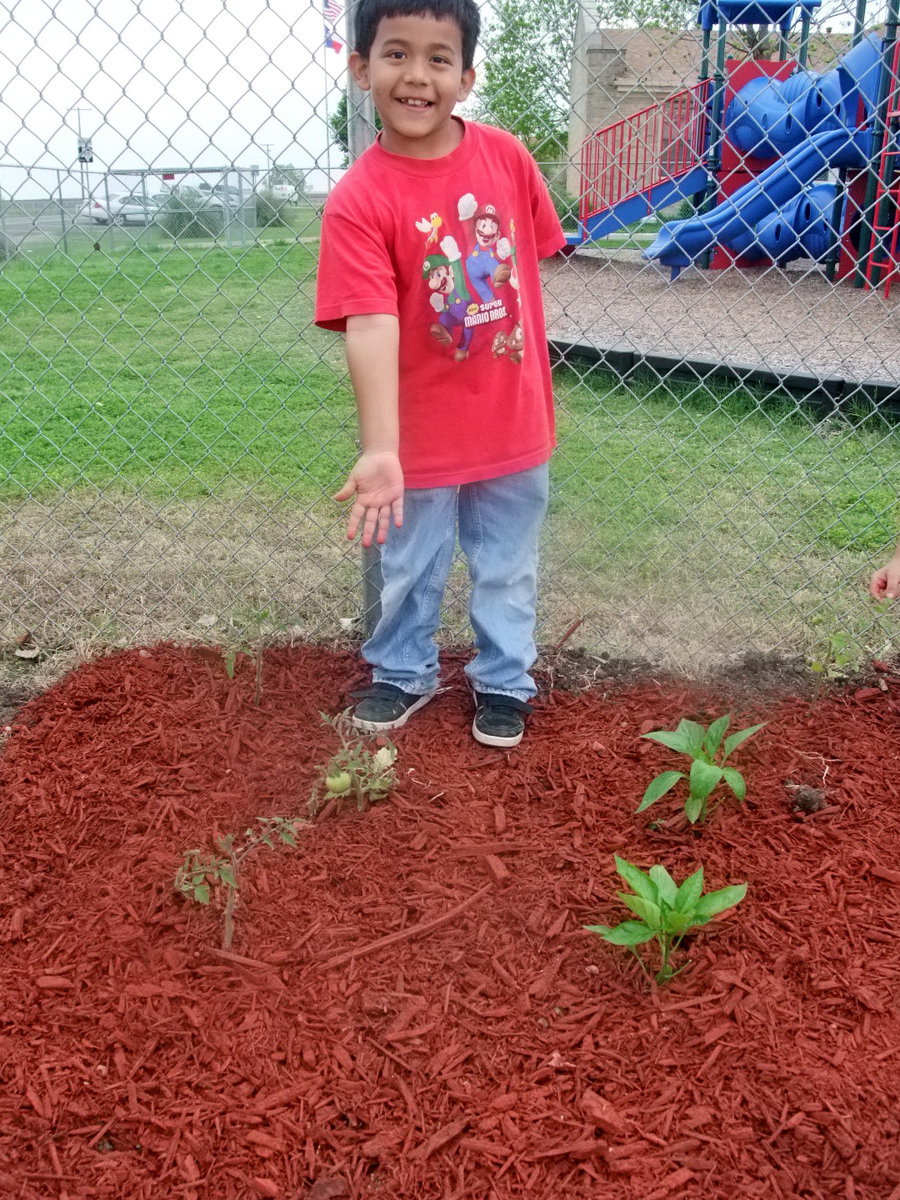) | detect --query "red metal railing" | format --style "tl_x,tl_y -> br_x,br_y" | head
866,39 -> 900,296
579,82 -> 710,223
